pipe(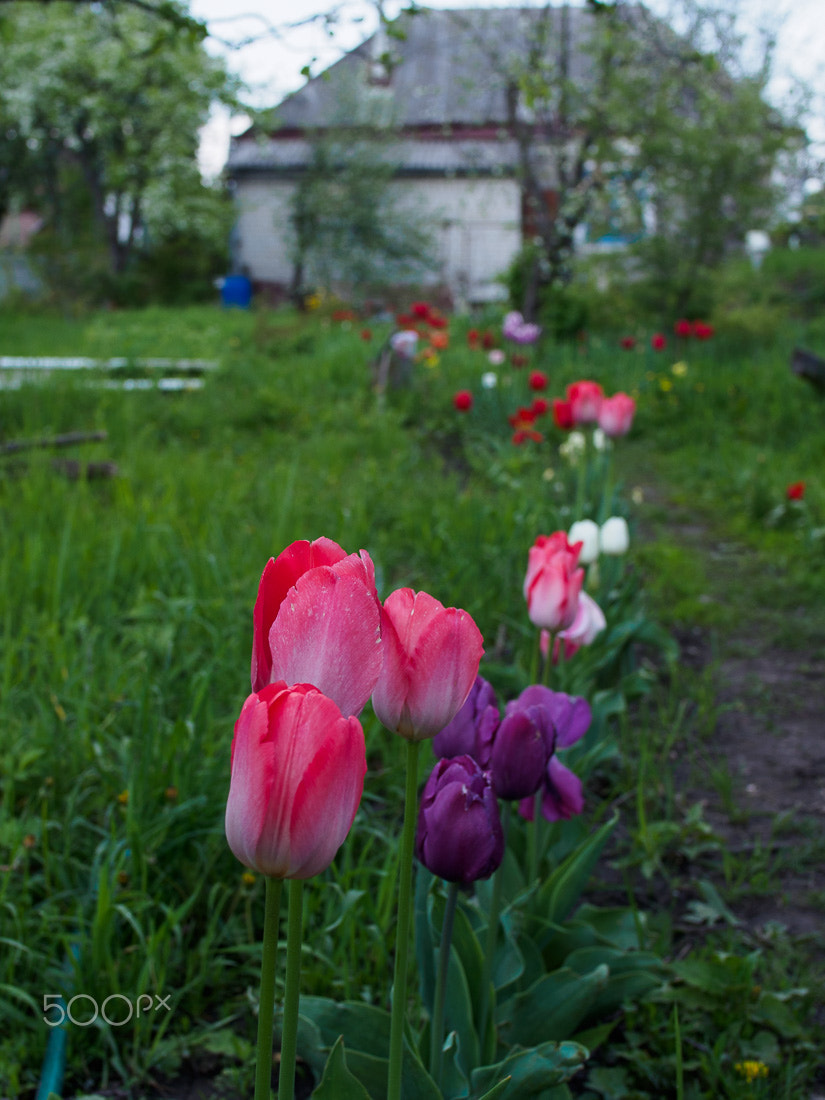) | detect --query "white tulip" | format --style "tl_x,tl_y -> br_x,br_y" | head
569,519 -> 600,564
600,516 -> 630,556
